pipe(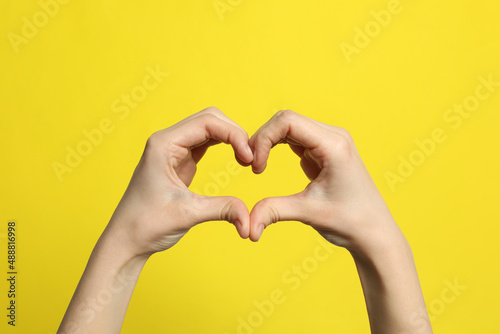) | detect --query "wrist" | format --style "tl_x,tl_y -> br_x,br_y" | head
349,234 -> 414,283
92,223 -> 149,280
348,216 -> 410,265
